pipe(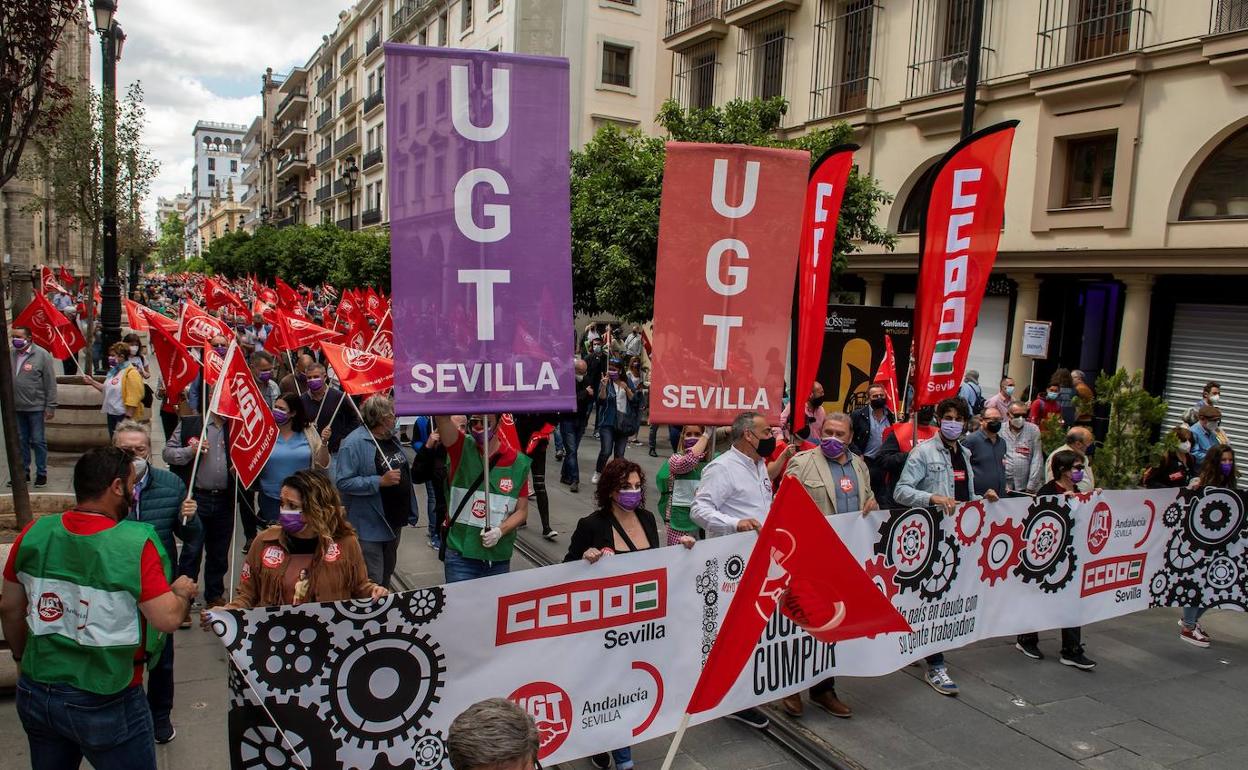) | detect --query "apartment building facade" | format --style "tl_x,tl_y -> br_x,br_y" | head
185,120 -> 249,255
243,0 -> 662,235
662,0 -> 1248,441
